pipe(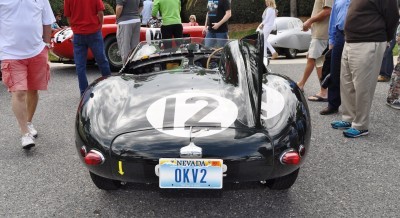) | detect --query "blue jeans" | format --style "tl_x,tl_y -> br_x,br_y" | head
328,30 -> 345,110
204,31 -> 228,48
379,34 -> 396,78
73,31 -> 111,95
